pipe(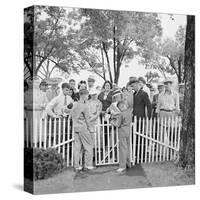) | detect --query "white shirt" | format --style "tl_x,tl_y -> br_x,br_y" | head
46,93 -> 73,117
156,91 -> 180,113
